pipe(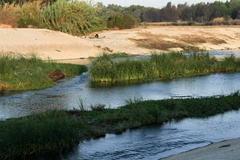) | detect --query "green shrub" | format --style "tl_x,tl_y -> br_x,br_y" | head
107,13 -> 138,29
18,17 -> 39,28
15,0 -> 42,28
40,0 -> 105,35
